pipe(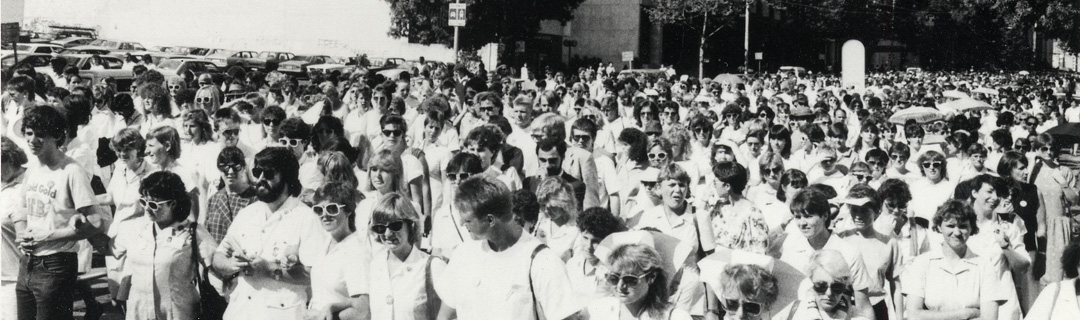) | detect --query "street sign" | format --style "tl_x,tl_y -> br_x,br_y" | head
621,51 -> 634,62
755,52 -> 763,60
449,3 -> 467,27
1,23 -> 18,44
